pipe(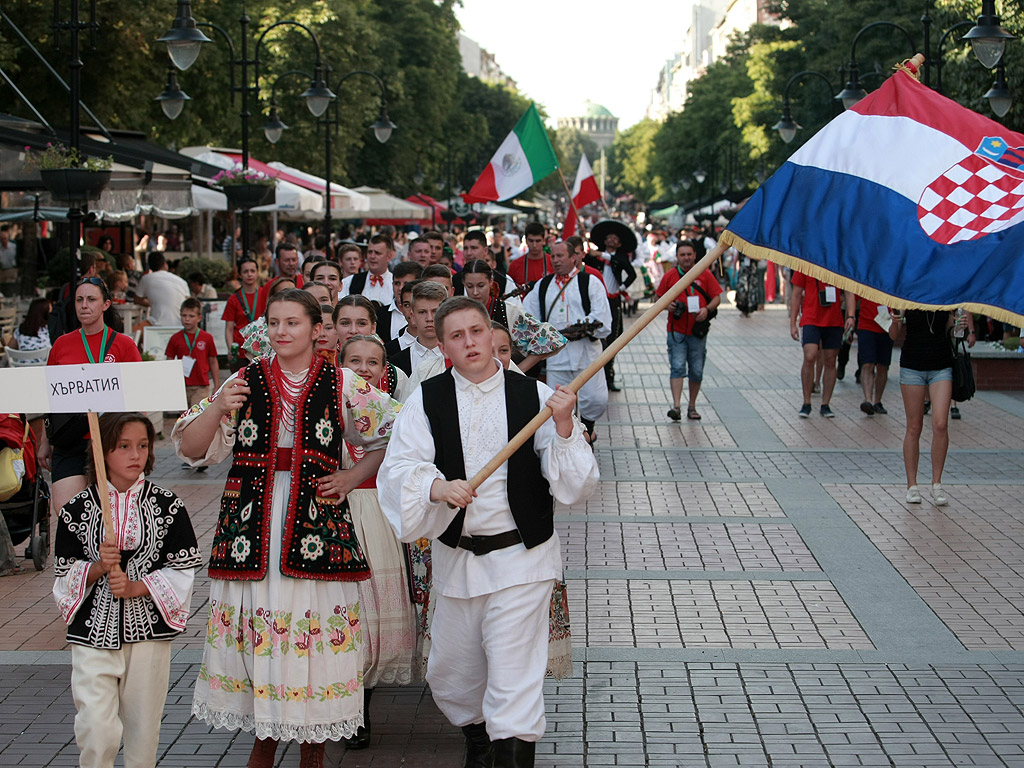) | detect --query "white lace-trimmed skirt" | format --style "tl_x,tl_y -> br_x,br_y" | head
191,470 -> 365,743
348,487 -> 416,688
